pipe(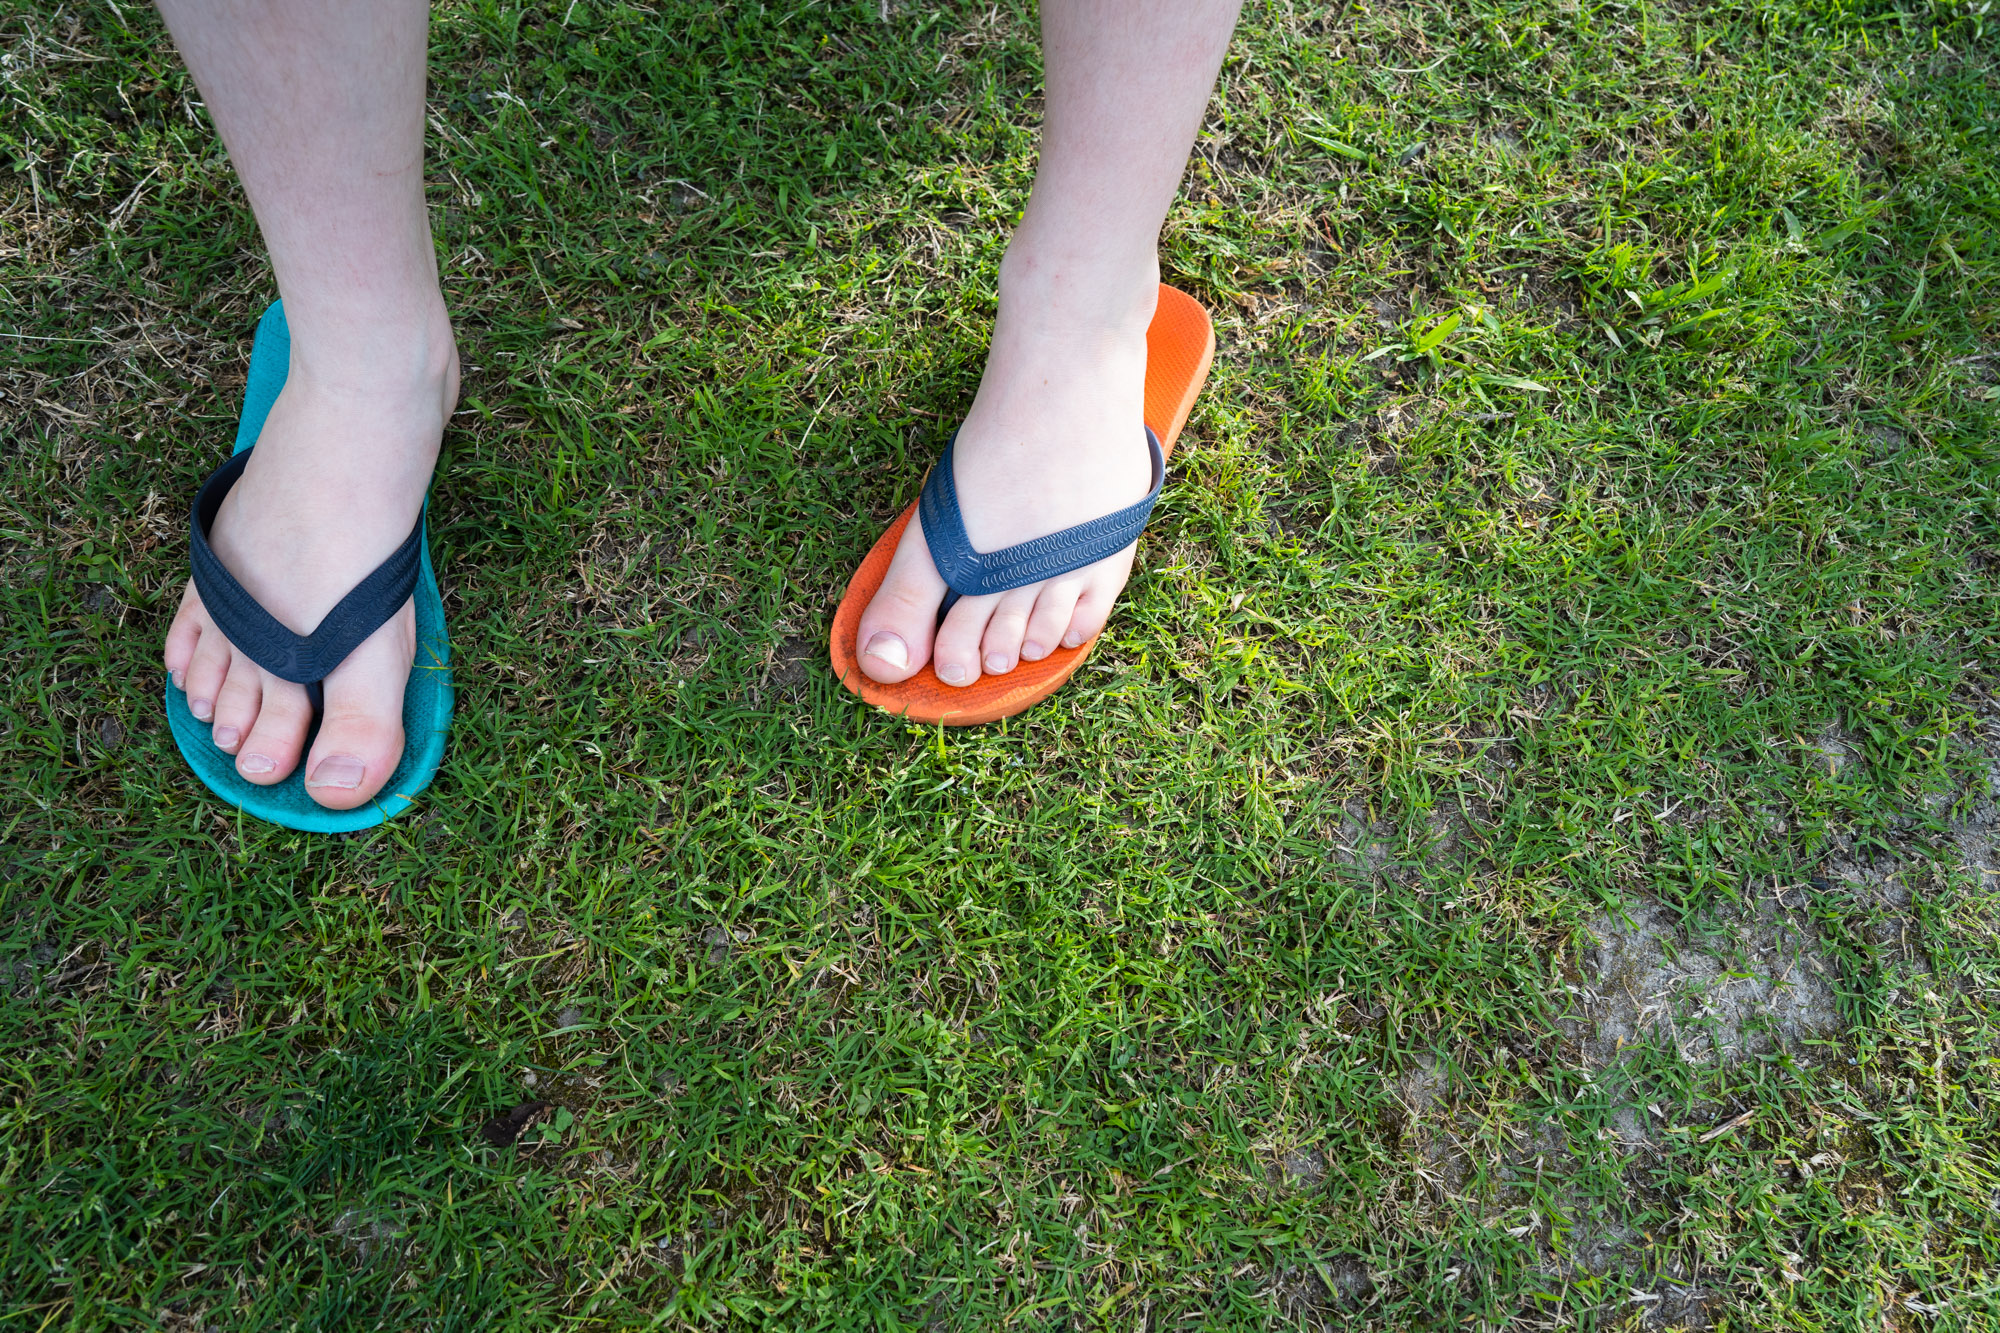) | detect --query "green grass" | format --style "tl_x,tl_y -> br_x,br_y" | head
3,0 -> 1999,1326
